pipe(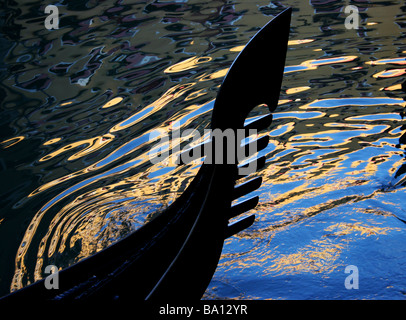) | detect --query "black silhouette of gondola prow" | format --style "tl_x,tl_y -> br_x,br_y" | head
0,7 -> 292,302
